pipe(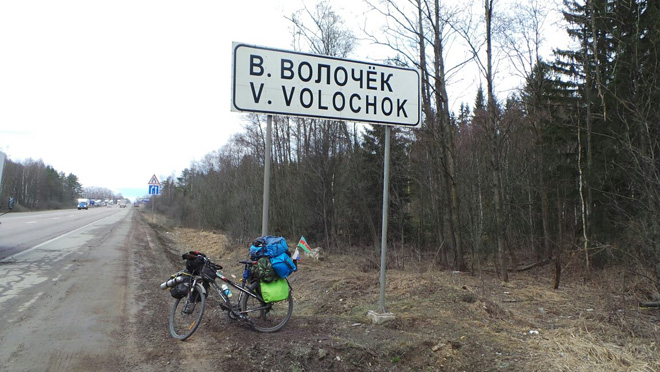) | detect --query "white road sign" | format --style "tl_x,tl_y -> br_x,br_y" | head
148,174 -> 160,186
231,43 -> 421,127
